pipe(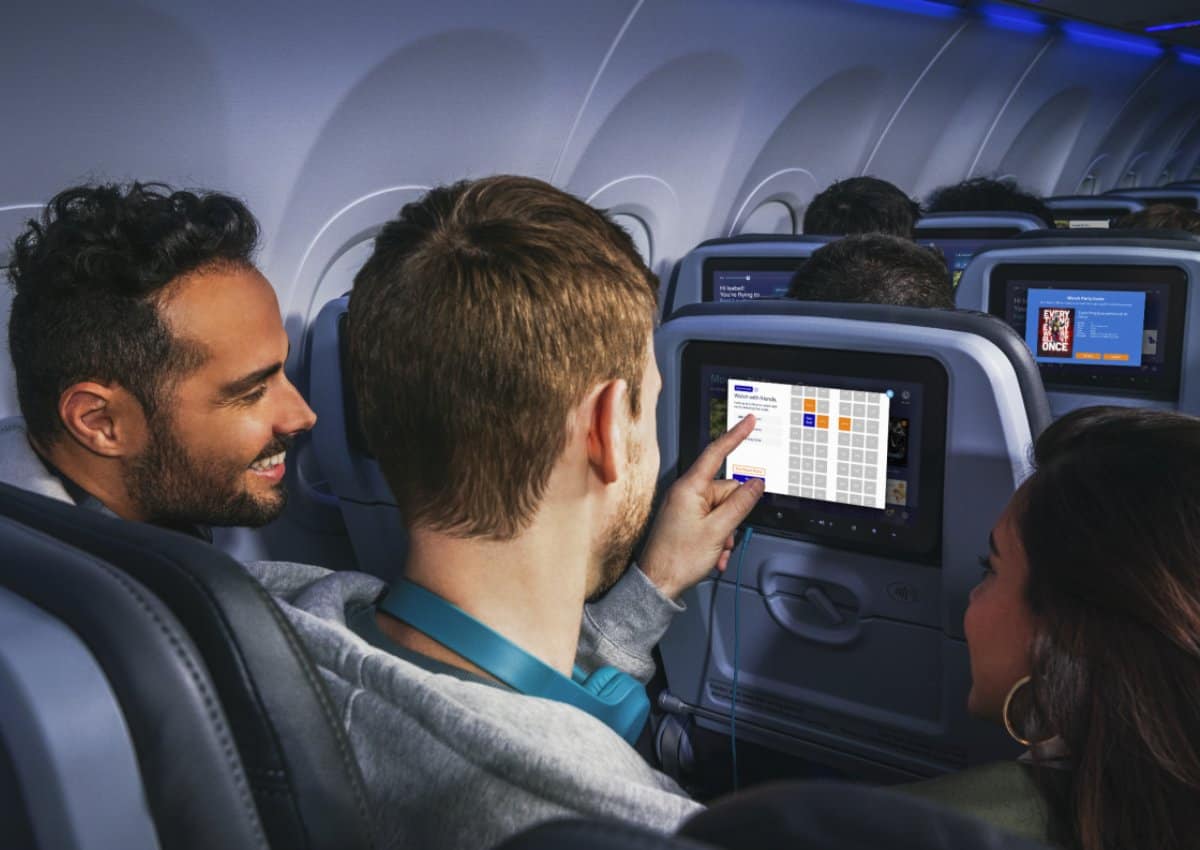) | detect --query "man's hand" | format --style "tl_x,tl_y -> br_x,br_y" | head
639,414 -> 765,600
